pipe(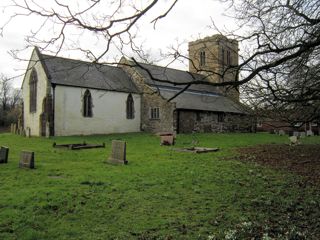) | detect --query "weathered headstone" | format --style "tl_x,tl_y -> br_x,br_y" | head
278,130 -> 285,136
293,131 -> 300,137
0,146 -> 9,163
289,136 -> 299,145
13,124 -> 17,134
300,132 -> 306,138
19,151 -> 35,169
306,130 -> 314,136
108,140 -> 128,164
26,127 -> 31,138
